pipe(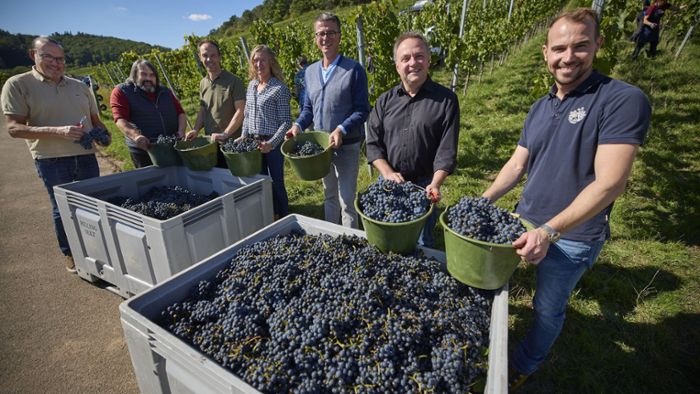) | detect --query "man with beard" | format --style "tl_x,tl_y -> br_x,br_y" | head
2,36 -> 110,272
185,39 -> 245,167
480,8 -> 651,389
110,59 -> 186,168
